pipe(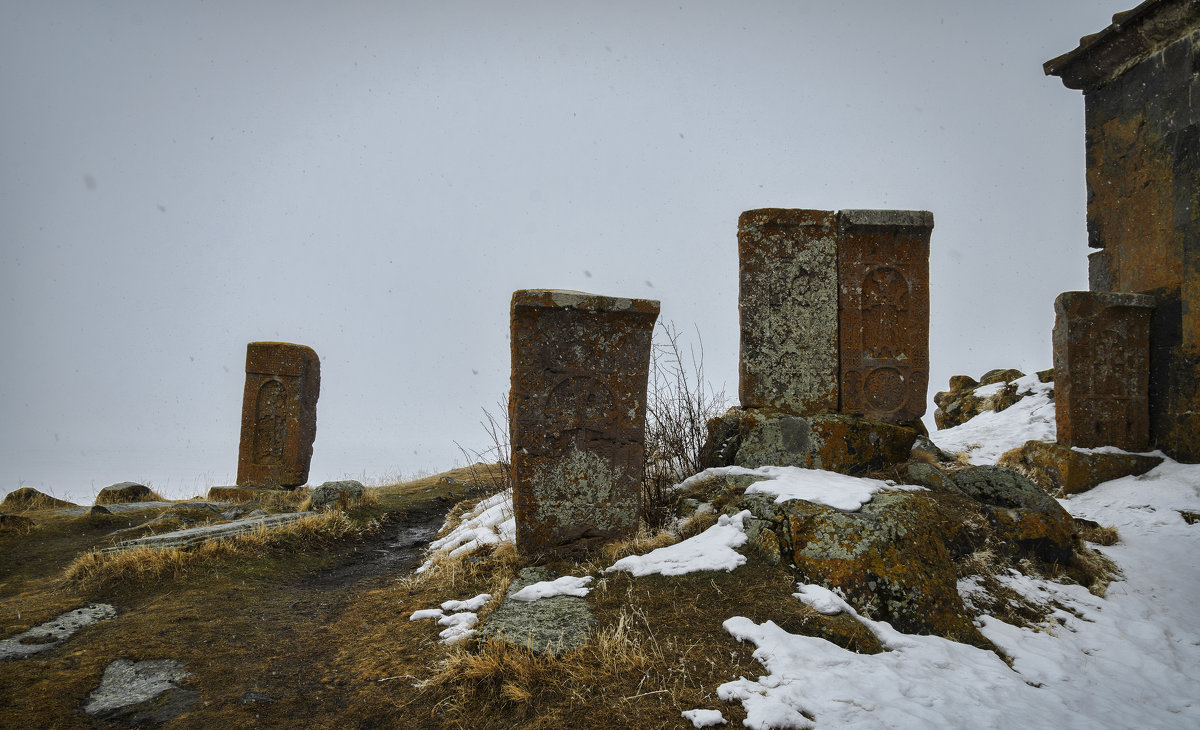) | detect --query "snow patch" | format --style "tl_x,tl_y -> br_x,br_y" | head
606,511 -> 750,577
